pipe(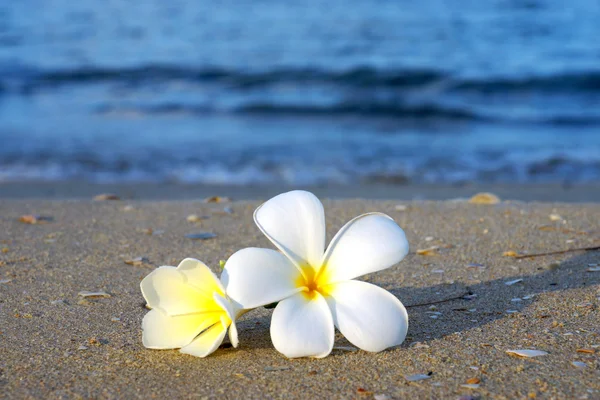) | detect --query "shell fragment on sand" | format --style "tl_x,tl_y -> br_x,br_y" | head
404,374 -> 431,382
417,246 -> 439,256
19,215 -> 53,224
461,384 -> 481,389
549,213 -> 562,221
186,214 -> 209,222
124,257 -> 149,266
576,348 -> 596,354
504,278 -> 523,286
78,291 -> 111,298
588,266 -> 600,272
506,349 -> 548,358
185,232 -> 217,240
203,196 -> 231,203
572,361 -> 587,368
